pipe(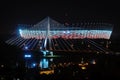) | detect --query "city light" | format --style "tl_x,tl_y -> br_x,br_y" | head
91,60 -> 96,64
81,66 -> 86,70
32,63 -> 36,67
24,54 -> 31,58
40,58 -> 49,69
25,46 -> 28,50
19,29 -> 22,36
